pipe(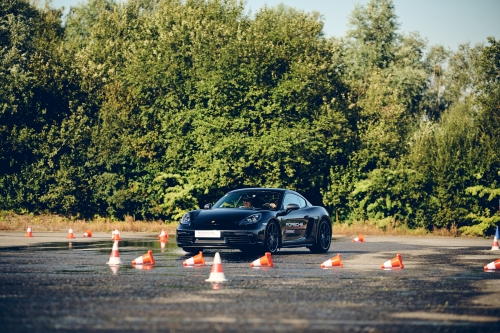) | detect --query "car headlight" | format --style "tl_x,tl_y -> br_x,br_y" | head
180,213 -> 191,226
239,213 -> 262,225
